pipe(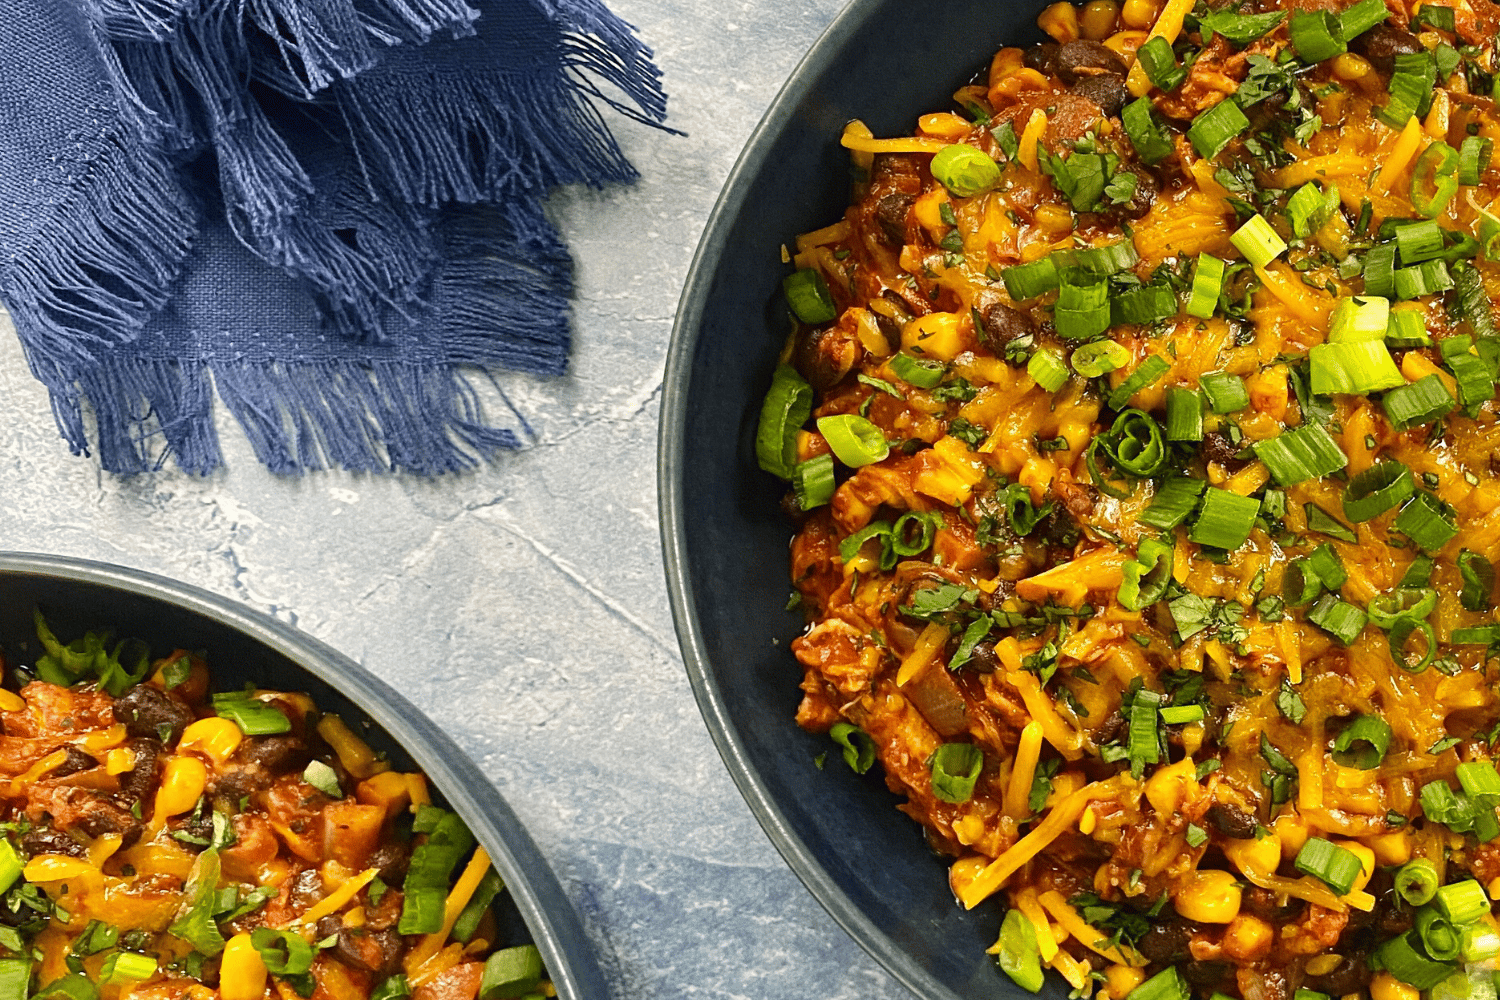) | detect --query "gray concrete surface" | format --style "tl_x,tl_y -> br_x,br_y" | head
0,1 -> 919,997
